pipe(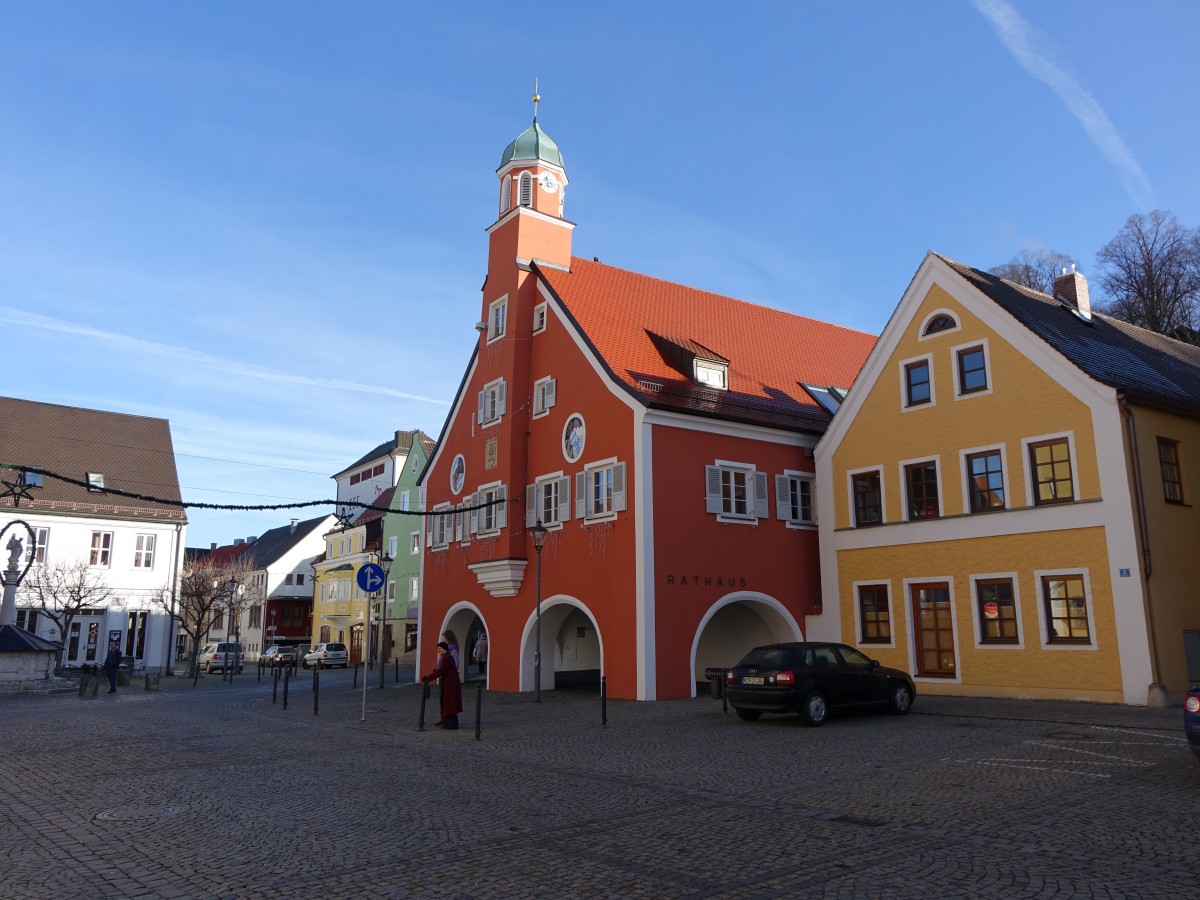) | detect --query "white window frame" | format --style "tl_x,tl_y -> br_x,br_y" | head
478,378 -> 507,426
133,533 -> 156,569
475,482 -> 508,536
1033,568 -> 1098,651
87,472 -> 105,492
32,527 -> 49,564
575,459 -> 627,522
399,491 -> 410,511
409,532 -> 420,555
387,536 -> 398,559
500,176 -> 511,214
526,473 -> 571,529
899,454 -> 943,521
487,295 -> 508,342
969,572 -> 1025,650
852,580 -> 895,649
533,376 -> 557,418
917,308 -> 961,340
952,337 -> 993,399
518,171 -> 533,206
960,443 -> 1009,515
408,577 -> 419,601
775,471 -> 816,527
899,352 -> 935,411
427,503 -> 454,550
1021,431 -> 1079,508
89,531 -> 113,567
695,360 -> 728,390
705,461 -> 768,523
847,465 -> 886,528
533,302 -> 548,334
